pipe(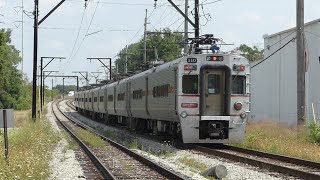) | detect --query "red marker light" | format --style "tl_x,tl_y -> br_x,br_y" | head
184,65 -> 197,70
233,64 -> 246,71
